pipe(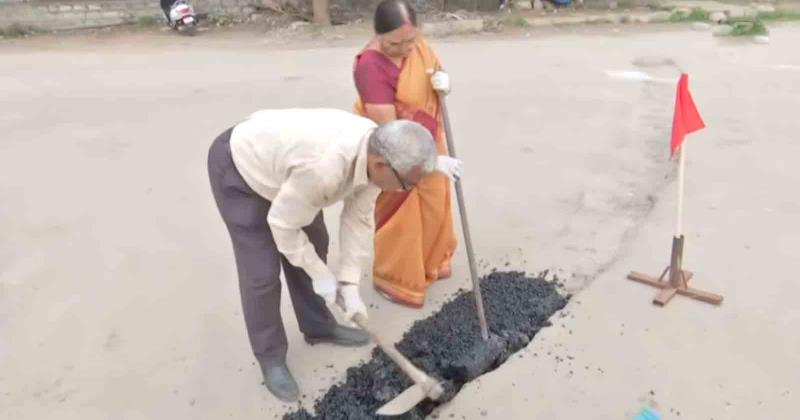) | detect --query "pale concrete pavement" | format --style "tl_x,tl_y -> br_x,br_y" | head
1,23 -> 798,420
